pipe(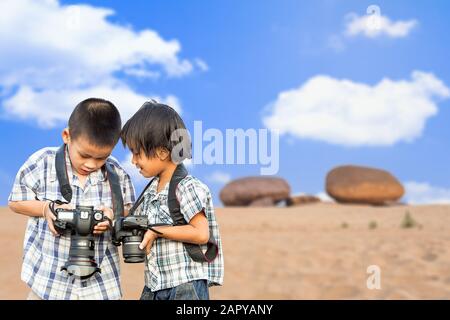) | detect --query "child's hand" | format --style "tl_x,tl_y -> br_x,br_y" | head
44,203 -> 72,236
139,230 -> 159,254
93,206 -> 113,235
